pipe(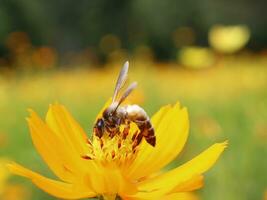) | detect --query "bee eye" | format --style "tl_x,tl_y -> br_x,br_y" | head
97,119 -> 104,127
